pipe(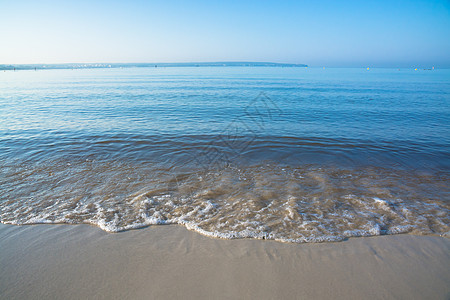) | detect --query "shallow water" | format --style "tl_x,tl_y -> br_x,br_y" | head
1,67 -> 449,242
